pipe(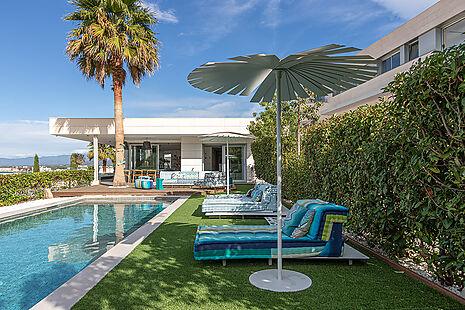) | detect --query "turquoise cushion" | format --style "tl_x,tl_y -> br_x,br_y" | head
251,190 -> 262,202
282,204 -> 308,236
290,209 -> 315,238
306,203 -> 348,240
